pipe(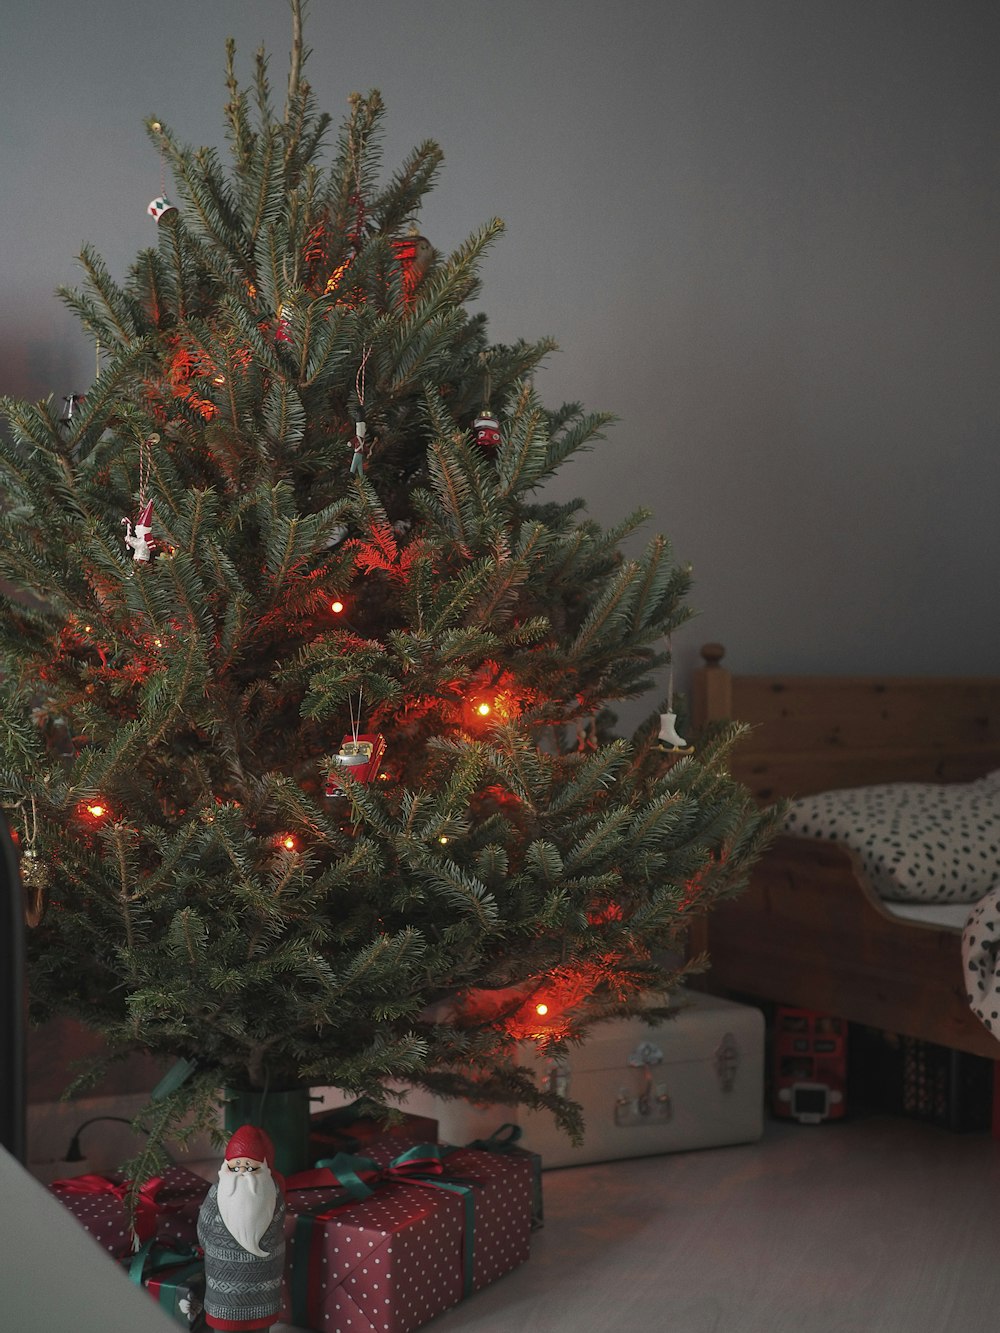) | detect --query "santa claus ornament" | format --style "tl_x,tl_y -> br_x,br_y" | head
122,498 -> 154,563
197,1124 -> 286,1331
122,432 -> 158,563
